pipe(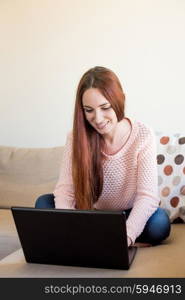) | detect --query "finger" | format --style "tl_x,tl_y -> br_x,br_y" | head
133,242 -> 152,248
